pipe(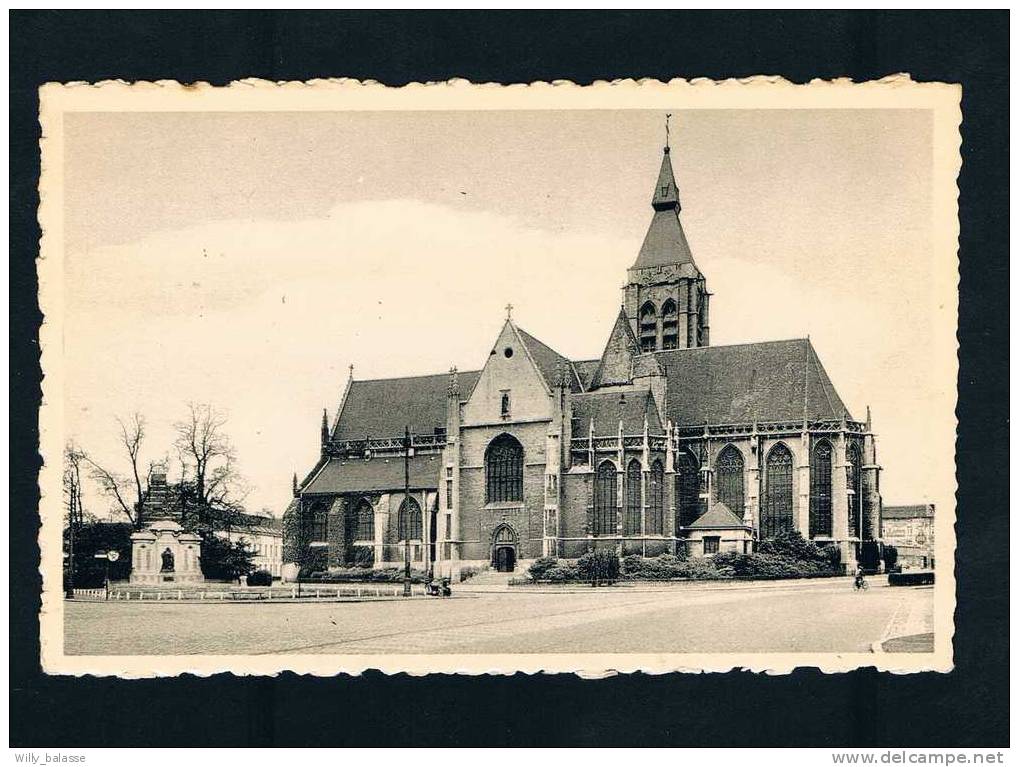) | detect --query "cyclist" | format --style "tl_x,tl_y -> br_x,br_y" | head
853,563 -> 867,591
